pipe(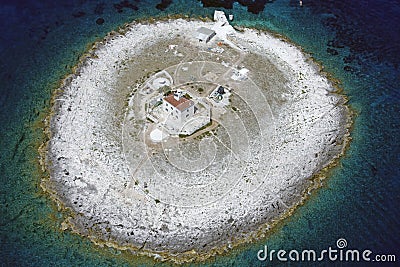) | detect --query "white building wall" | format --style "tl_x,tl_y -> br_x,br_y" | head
163,98 -> 195,125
